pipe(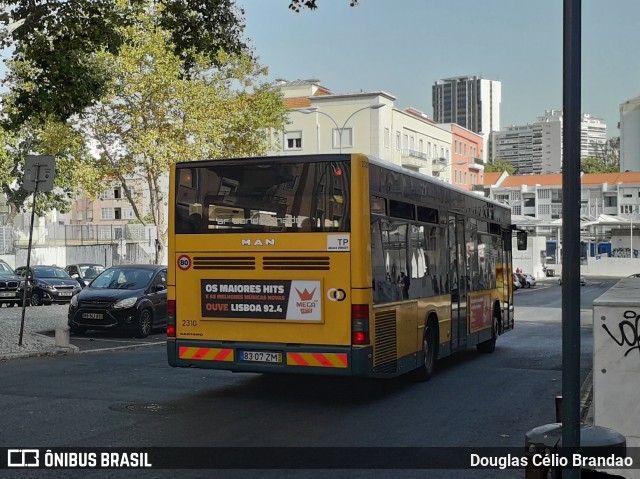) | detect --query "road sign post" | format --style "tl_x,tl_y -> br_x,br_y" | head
18,156 -> 56,346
